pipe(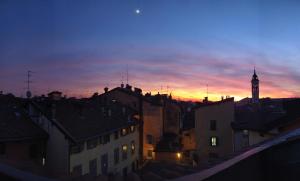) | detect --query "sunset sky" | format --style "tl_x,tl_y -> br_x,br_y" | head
1,0 -> 300,101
